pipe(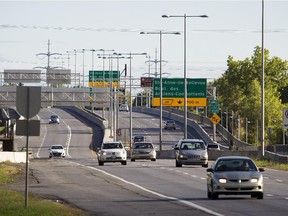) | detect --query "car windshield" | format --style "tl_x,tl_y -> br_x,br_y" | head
180,141 -> 205,150
134,136 -> 144,142
215,159 -> 257,171
166,120 -> 175,124
51,146 -> 63,149
51,115 -> 58,119
134,143 -> 153,149
103,143 -> 123,149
